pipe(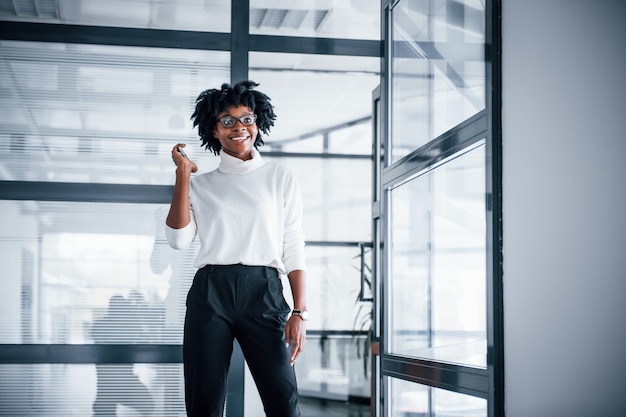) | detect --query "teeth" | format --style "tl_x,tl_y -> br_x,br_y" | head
231,137 -> 247,141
